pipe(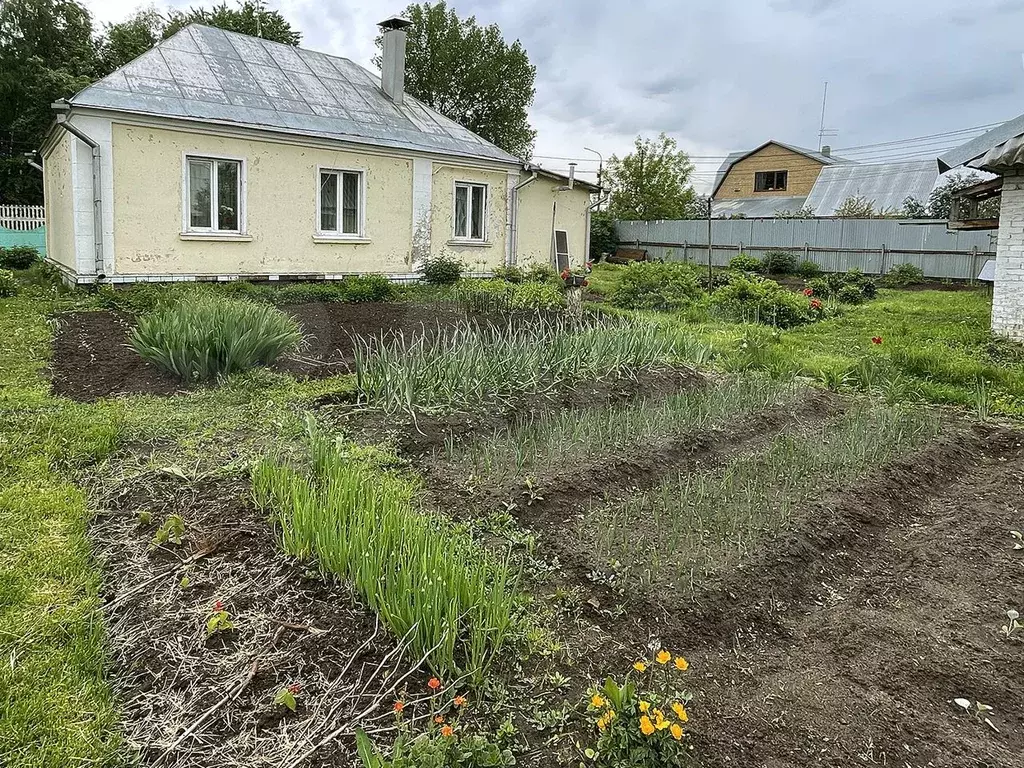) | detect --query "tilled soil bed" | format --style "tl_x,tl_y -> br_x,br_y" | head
49,302 -> 465,401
